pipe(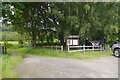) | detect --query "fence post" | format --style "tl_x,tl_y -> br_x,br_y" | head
93,45 -> 94,51
83,44 -> 85,53
56,45 -> 57,50
61,45 -> 63,51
